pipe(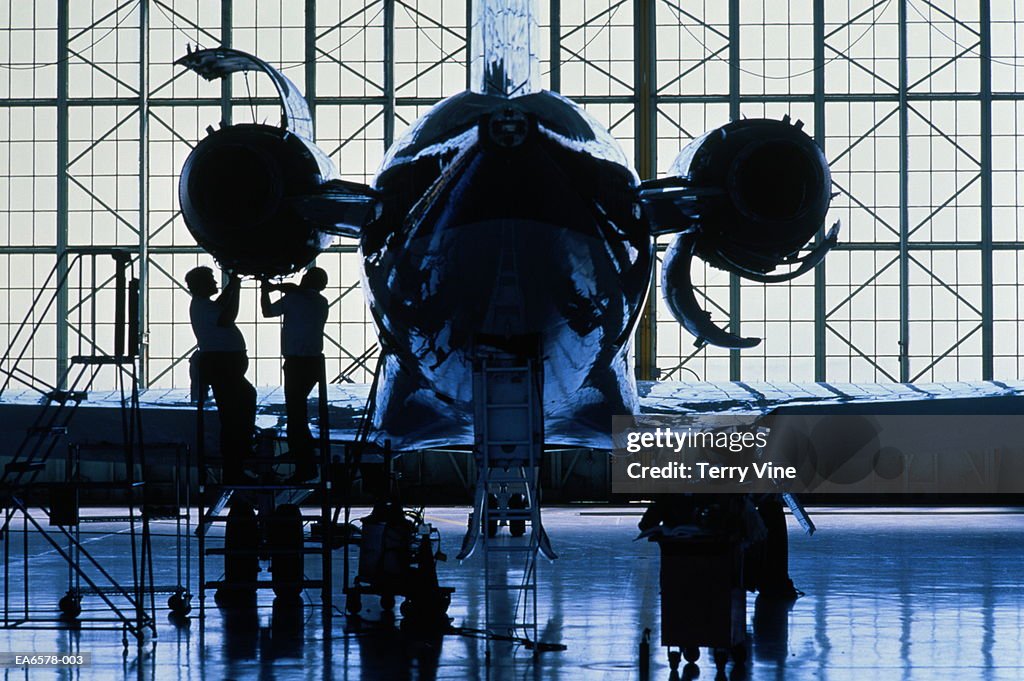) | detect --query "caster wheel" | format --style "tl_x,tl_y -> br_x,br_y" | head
380,593 -> 395,611
731,642 -> 747,663
168,592 -> 192,616
58,593 -> 81,618
667,649 -> 682,672
683,646 -> 700,663
168,611 -> 191,627
346,591 -> 362,615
